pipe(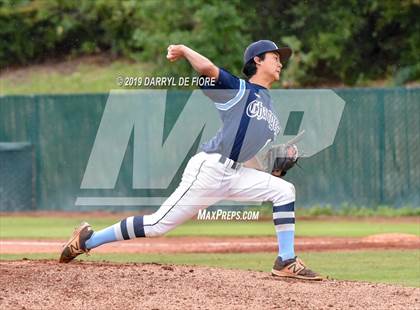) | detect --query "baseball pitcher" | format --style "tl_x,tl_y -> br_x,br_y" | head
59,40 -> 322,280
